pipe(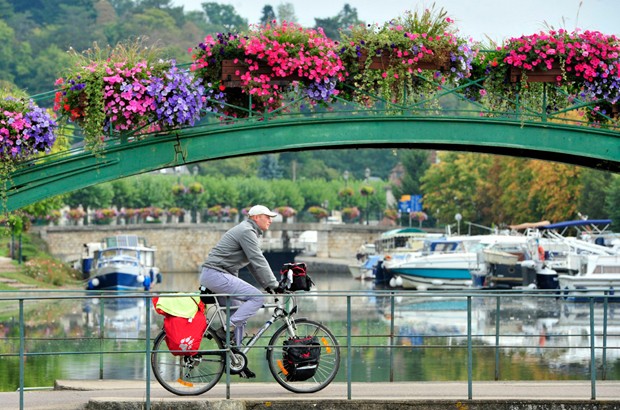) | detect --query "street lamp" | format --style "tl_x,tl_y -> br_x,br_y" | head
455,213 -> 462,235
342,170 -> 350,207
